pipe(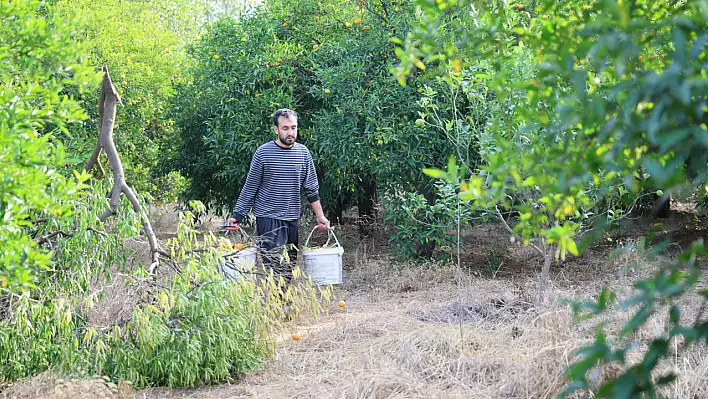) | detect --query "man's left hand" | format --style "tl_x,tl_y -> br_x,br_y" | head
317,215 -> 330,231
